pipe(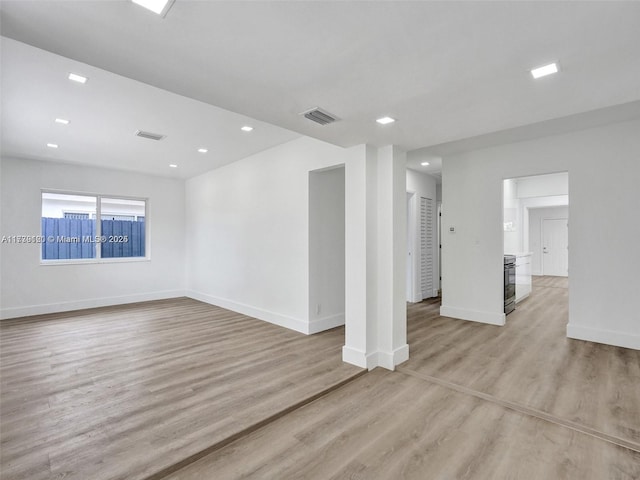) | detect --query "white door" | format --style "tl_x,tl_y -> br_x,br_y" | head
420,197 -> 434,299
406,193 -> 414,302
542,218 -> 568,276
